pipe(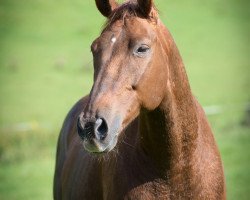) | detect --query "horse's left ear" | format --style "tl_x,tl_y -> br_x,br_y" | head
95,0 -> 119,17
137,0 -> 153,17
